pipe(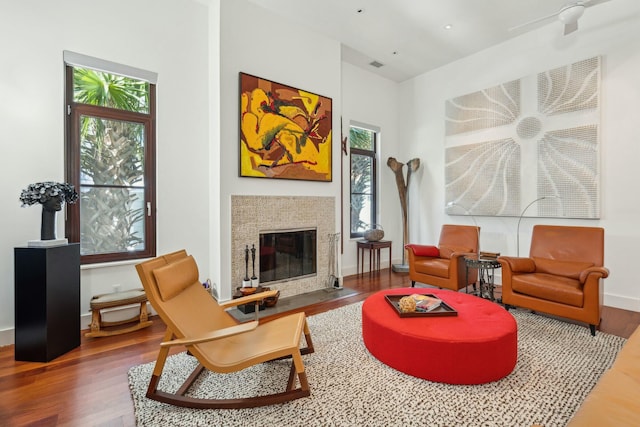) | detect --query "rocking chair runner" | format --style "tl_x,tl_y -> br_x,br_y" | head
135,250 -> 314,409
